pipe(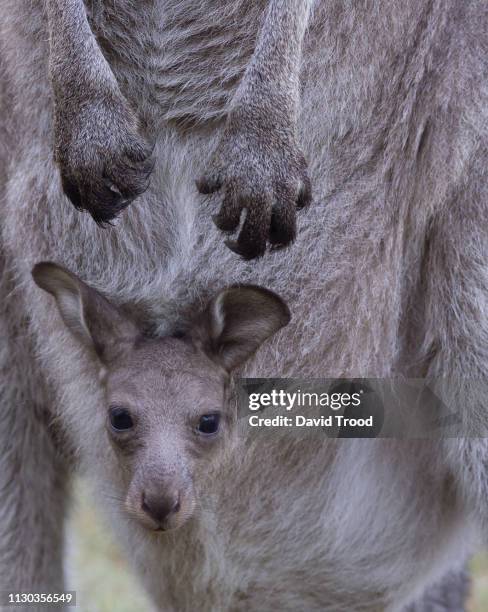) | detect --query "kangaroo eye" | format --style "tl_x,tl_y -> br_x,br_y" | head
109,407 -> 134,431
197,413 -> 221,435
